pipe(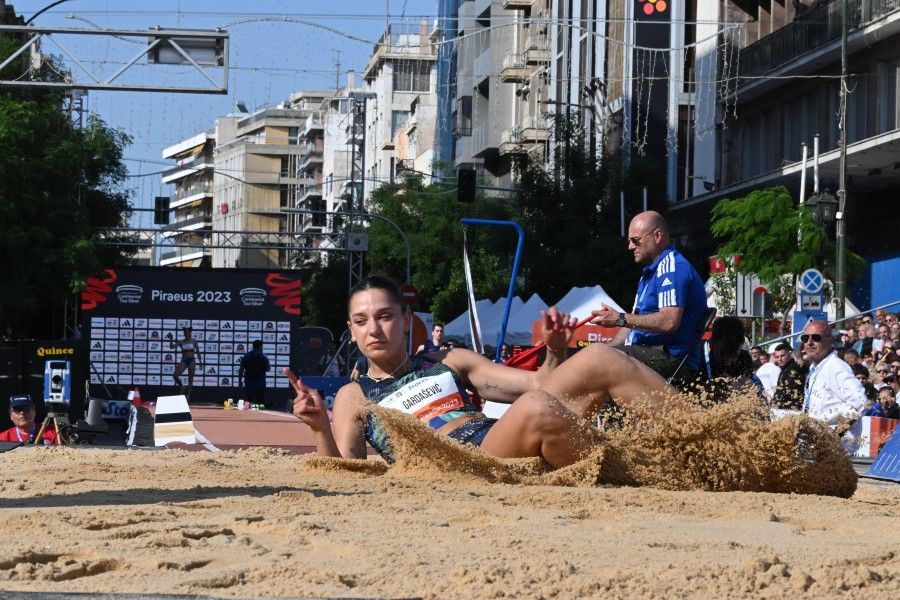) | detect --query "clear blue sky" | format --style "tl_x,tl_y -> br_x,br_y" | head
16,0 -> 438,227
